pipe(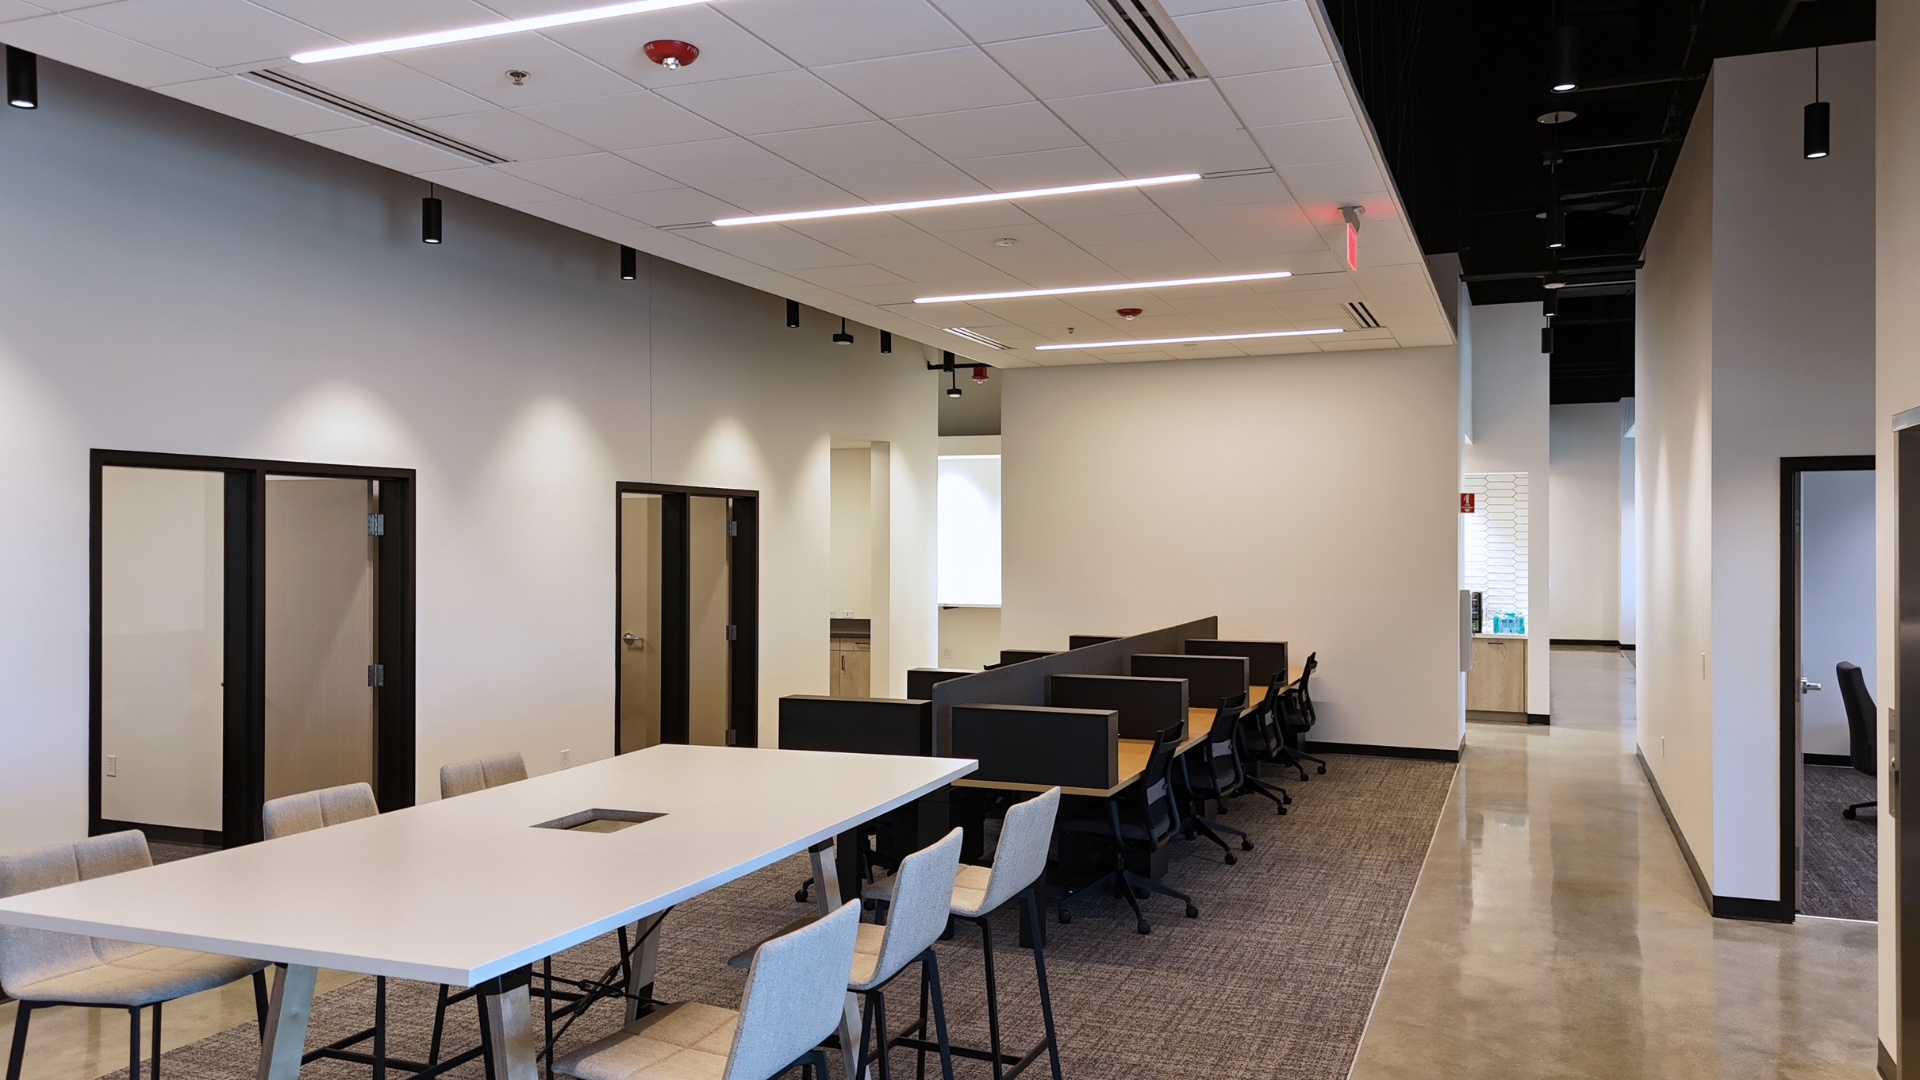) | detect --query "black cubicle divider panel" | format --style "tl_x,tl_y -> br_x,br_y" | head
1185,639 -> 1288,688
951,704 -> 1118,790
1047,674 -> 1188,740
929,617 -> 1219,754
999,649 -> 1060,665
1068,635 -> 1121,650
1131,653 -> 1249,711
906,668 -> 974,700
776,696 -> 934,756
